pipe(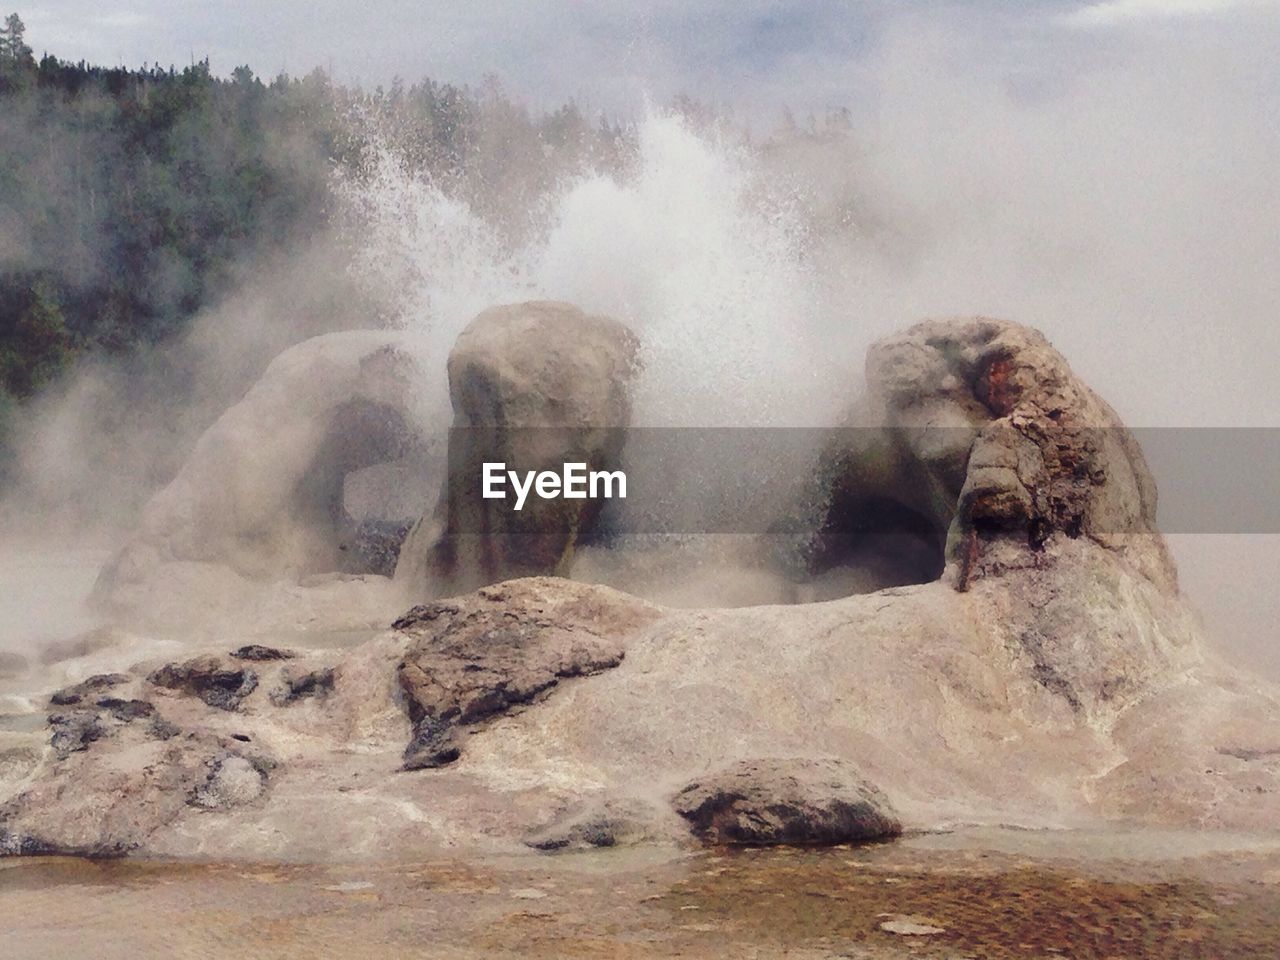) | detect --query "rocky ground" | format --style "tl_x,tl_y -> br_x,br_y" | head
2,569 -> 1278,860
